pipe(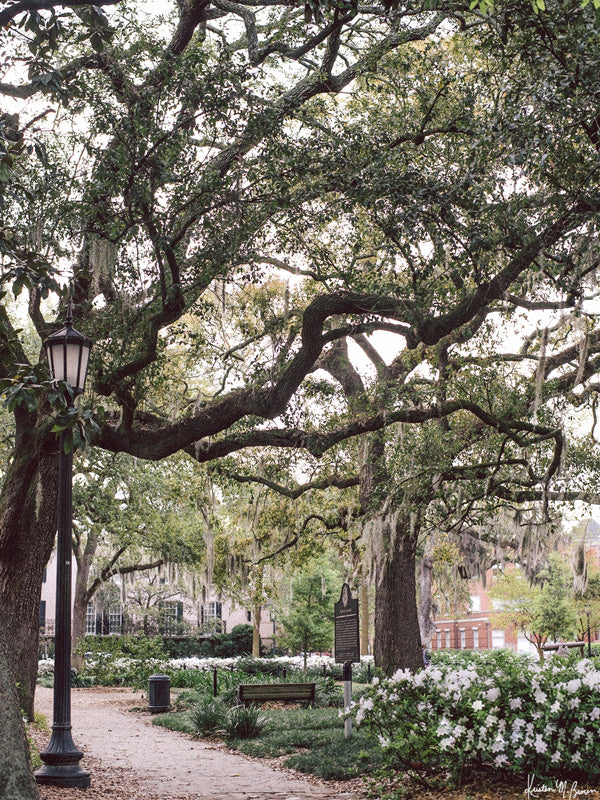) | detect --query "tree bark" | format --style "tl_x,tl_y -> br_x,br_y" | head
0,429 -> 58,720
252,603 -> 262,658
418,553 -> 435,648
0,624 -> 39,800
71,532 -> 97,668
359,567 -> 370,656
372,510 -> 423,675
